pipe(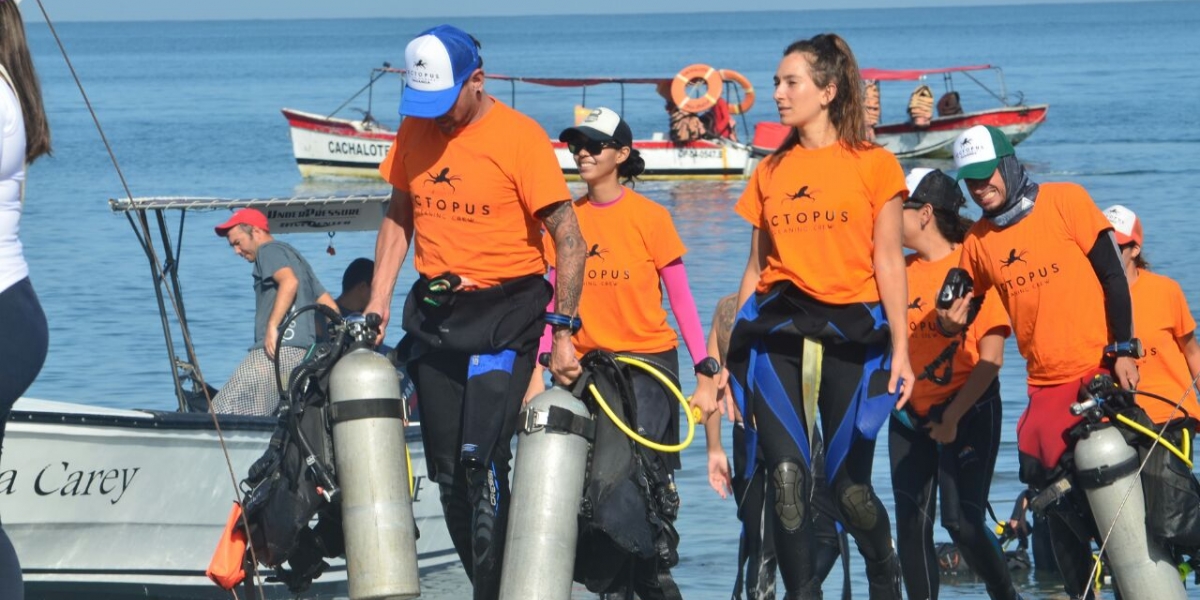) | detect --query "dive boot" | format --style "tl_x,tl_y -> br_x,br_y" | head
784,578 -> 823,600
864,551 -> 902,600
